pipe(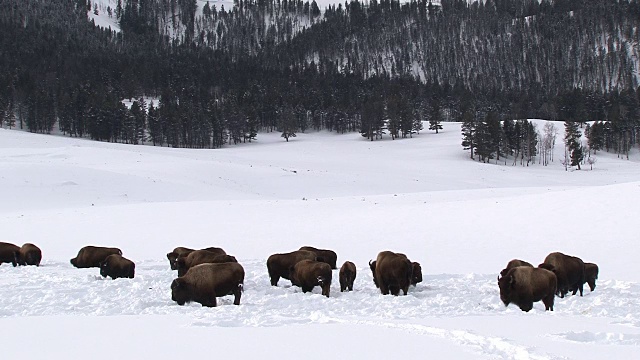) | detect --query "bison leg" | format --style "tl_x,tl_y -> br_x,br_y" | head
379,282 -> 390,295
389,285 -> 400,296
588,280 -> 596,292
322,284 -> 330,298
543,294 -> 555,311
233,286 -> 242,305
401,285 -> 409,296
270,275 -> 279,286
